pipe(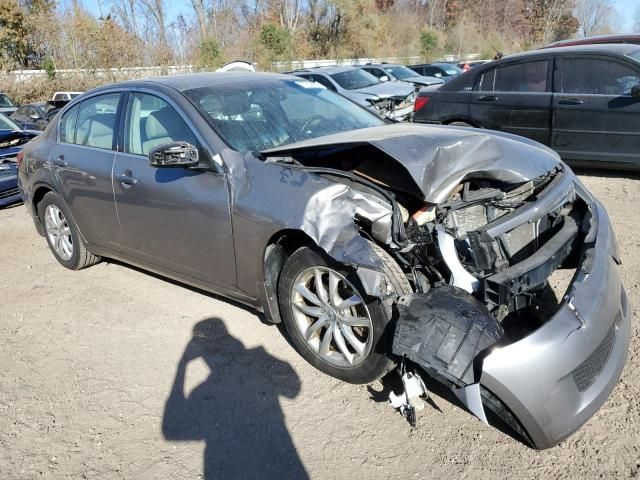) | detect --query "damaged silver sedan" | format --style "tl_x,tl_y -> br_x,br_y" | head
18,73 -> 630,449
